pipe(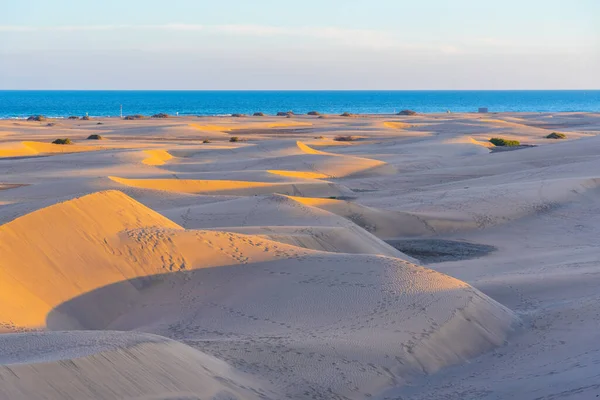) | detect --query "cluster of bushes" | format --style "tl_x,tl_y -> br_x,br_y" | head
52,138 -> 72,145
229,136 -> 240,142
124,114 -> 145,120
203,139 -> 211,143
68,116 -> 79,120
546,132 -> 566,139
86,134 -> 103,140
340,112 -> 354,117
151,113 -> 169,118
277,111 -> 294,116
334,135 -> 357,142
253,112 -> 265,116
489,137 -> 521,147
398,110 -> 417,116
307,111 -> 320,116
27,115 -> 47,121
231,113 -> 246,117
